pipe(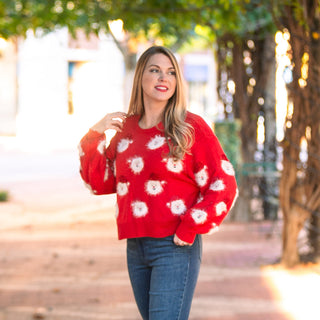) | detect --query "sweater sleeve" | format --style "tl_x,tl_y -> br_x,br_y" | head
78,129 -> 117,195
175,118 -> 238,243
